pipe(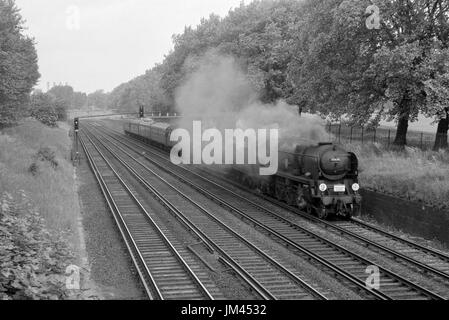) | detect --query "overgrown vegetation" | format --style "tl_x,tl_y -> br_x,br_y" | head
29,91 -> 69,127
0,120 -> 82,299
0,192 -> 74,299
348,143 -> 449,209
